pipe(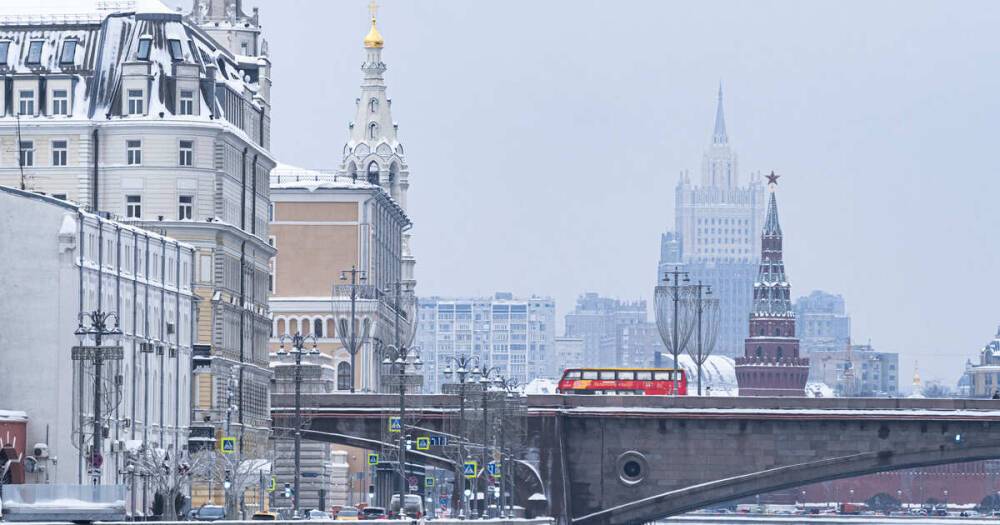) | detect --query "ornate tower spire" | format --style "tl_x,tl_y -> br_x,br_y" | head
338,2 -> 415,291
736,171 -> 808,396
701,83 -> 738,189
713,82 -> 728,145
